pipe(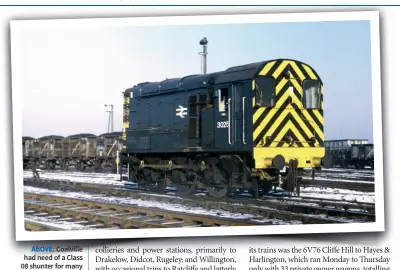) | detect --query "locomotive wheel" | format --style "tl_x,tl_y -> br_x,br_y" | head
172,170 -> 197,195
204,168 -> 229,198
251,178 -> 260,199
261,181 -> 273,194
207,186 -> 228,198
143,168 -> 166,193
250,179 -> 273,199
136,171 -> 147,187
129,167 -> 137,182
148,179 -> 166,193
